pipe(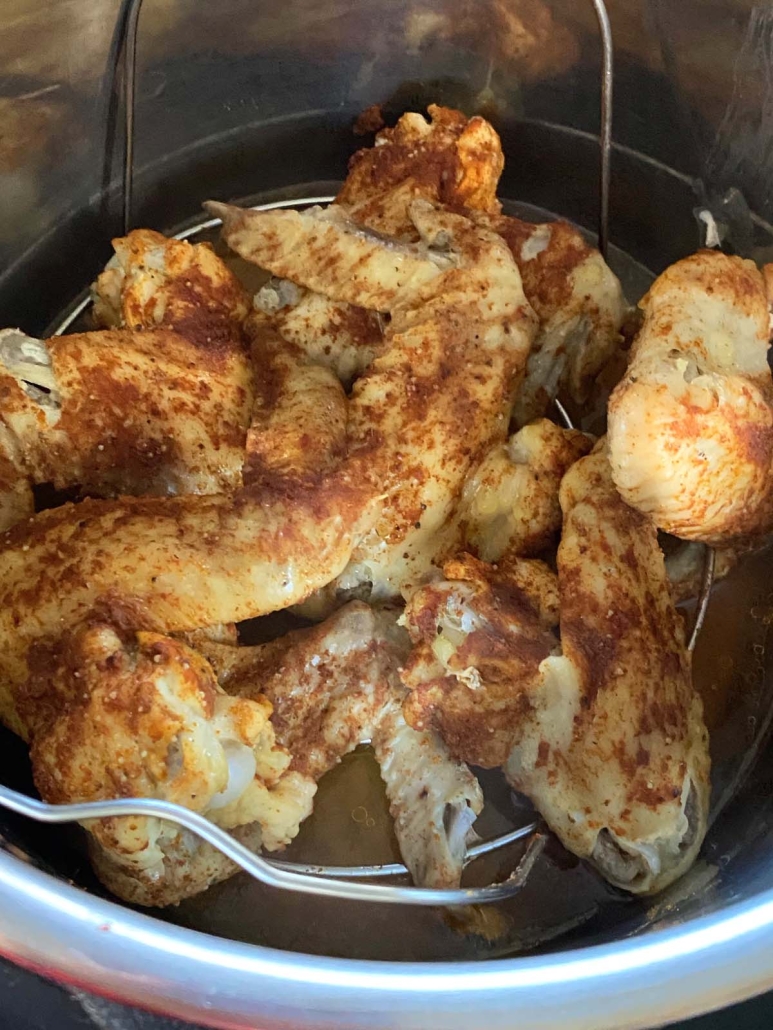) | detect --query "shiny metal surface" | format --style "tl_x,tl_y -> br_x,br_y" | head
0,785 -> 545,906
2,844 -> 773,1030
2,0 -> 773,1026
